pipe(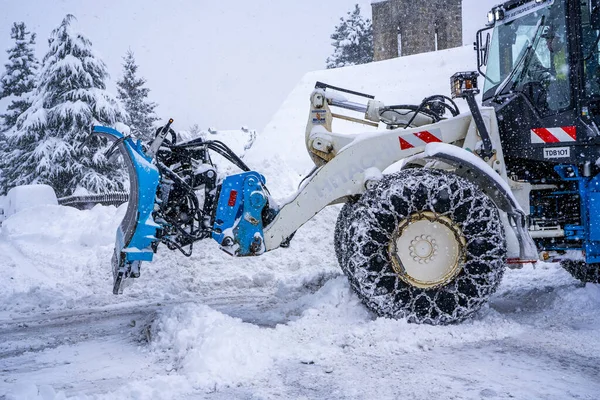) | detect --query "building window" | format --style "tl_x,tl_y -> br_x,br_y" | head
397,26 -> 402,56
